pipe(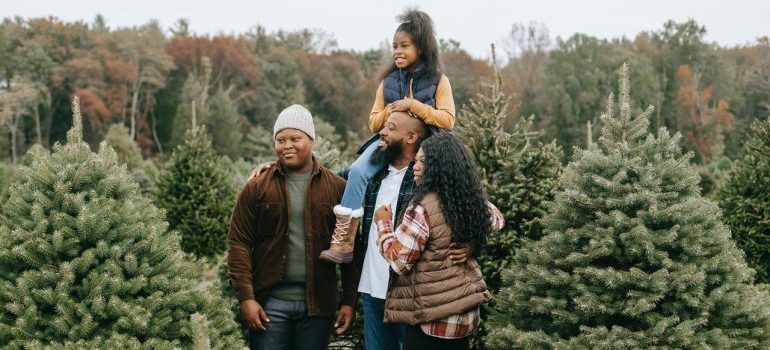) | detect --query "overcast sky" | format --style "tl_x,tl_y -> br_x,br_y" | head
2,0 -> 768,58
